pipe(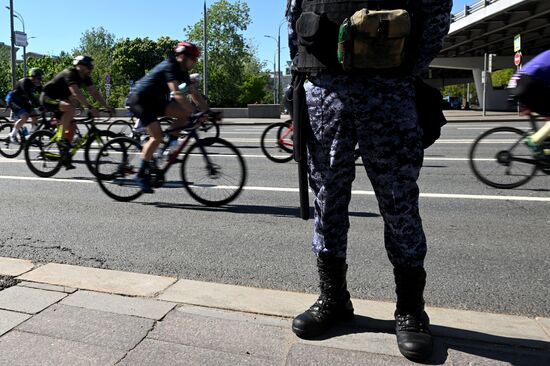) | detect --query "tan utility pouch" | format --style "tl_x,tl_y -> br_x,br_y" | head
338,8 -> 411,70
